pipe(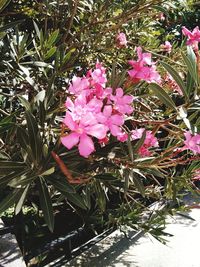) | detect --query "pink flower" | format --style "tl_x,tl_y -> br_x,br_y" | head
182,26 -> 200,50
110,88 -> 133,115
128,47 -> 161,84
159,12 -> 165,21
62,62 -> 134,157
61,96 -> 108,157
131,128 -> 159,157
97,105 -> 124,139
160,41 -> 172,53
116,32 -> 127,48
87,62 -> 107,88
68,76 -> 90,95
183,131 -> 200,154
